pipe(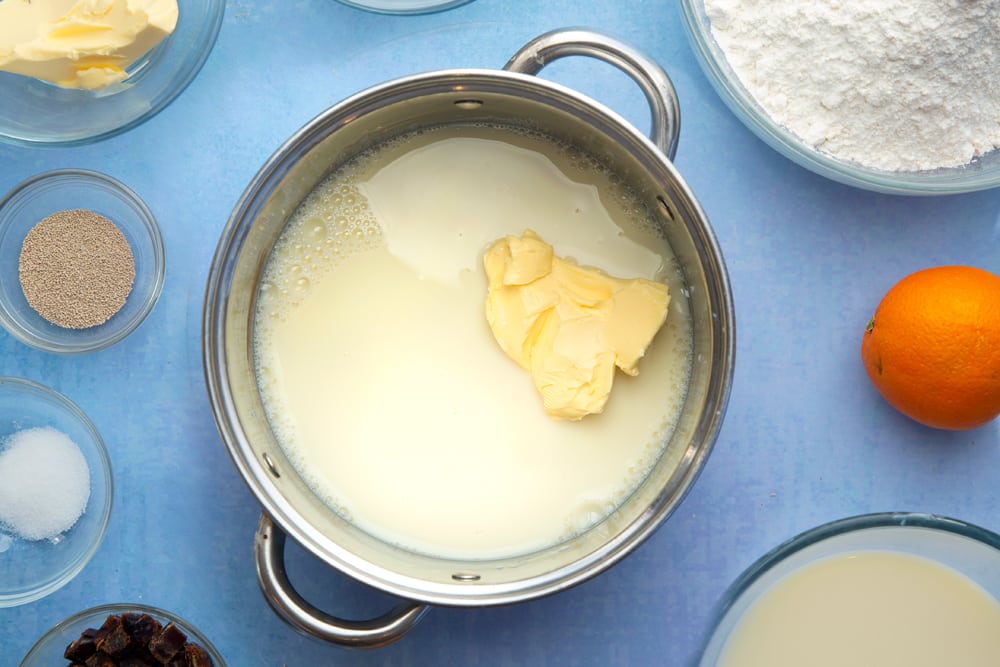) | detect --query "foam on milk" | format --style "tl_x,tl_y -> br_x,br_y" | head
253,124 -> 693,559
